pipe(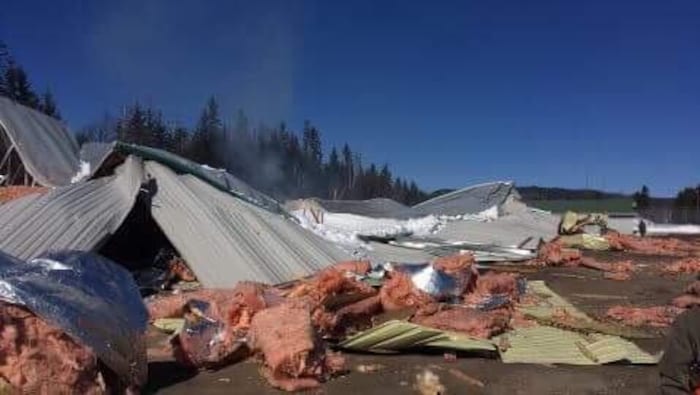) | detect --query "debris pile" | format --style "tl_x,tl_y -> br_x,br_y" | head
0,251 -> 148,393
604,232 -> 697,256
463,271 -> 522,308
531,240 -> 637,280
534,239 -> 582,266
0,303 -> 105,394
4,99 -> 700,393
412,306 -> 510,339
379,270 -> 436,312
249,302 -> 345,392
148,283 -> 283,367
669,280 -> 700,308
662,257 -> 700,274
145,253 -> 535,390
605,305 -> 684,328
